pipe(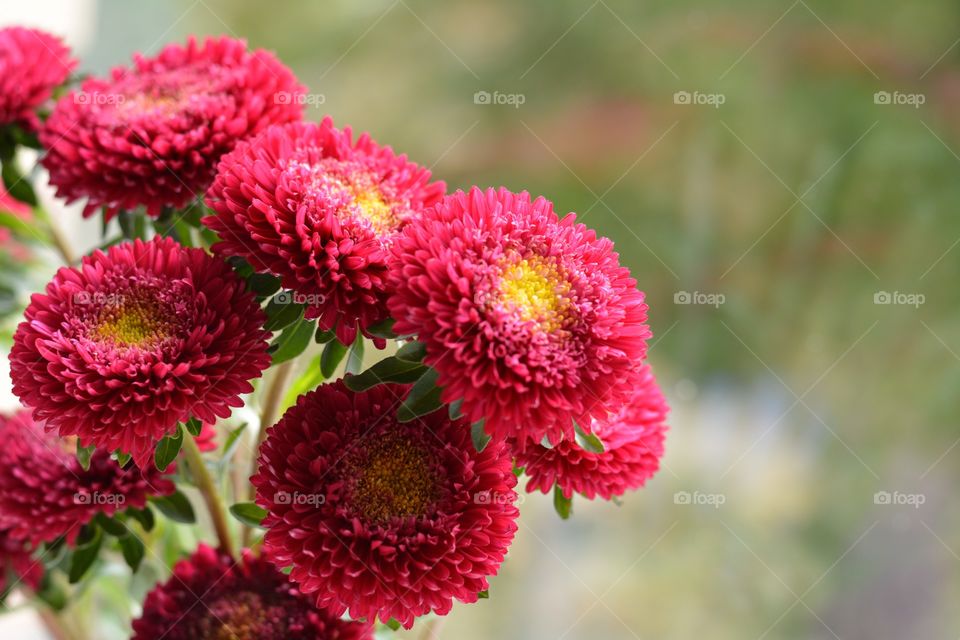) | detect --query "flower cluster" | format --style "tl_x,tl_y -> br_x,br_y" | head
41,36 -> 304,219
1,30 -> 670,636
133,545 -> 372,640
9,236 -> 271,468
0,410 -> 174,546
0,26 -> 75,129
